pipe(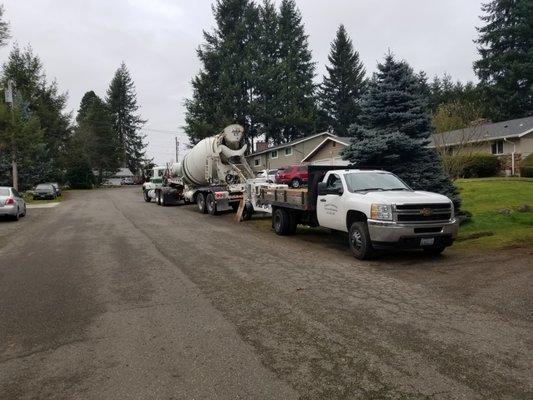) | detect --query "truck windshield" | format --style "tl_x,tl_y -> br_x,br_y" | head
344,172 -> 410,192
